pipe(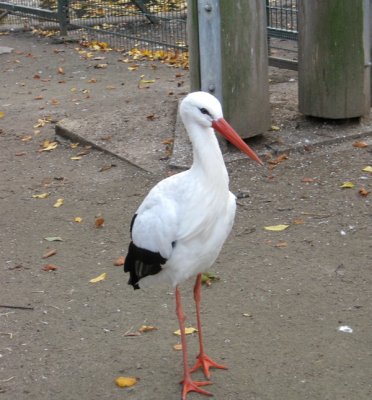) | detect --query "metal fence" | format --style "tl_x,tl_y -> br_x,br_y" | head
0,0 -> 298,64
